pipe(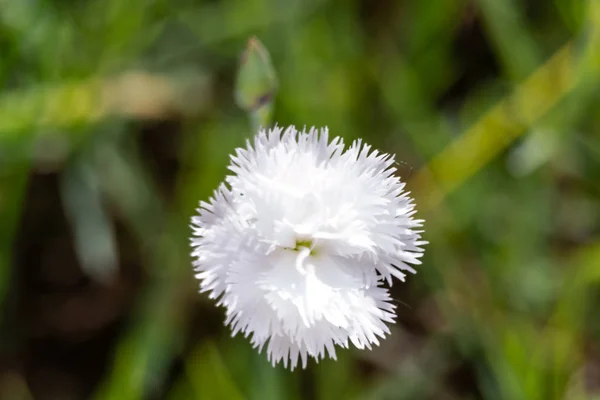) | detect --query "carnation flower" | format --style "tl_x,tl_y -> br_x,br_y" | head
191,126 -> 426,369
